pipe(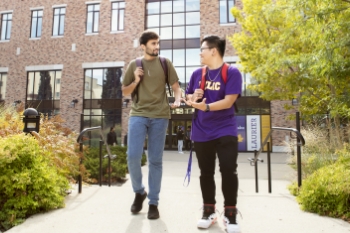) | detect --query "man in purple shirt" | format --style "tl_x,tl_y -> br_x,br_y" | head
183,35 -> 242,233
